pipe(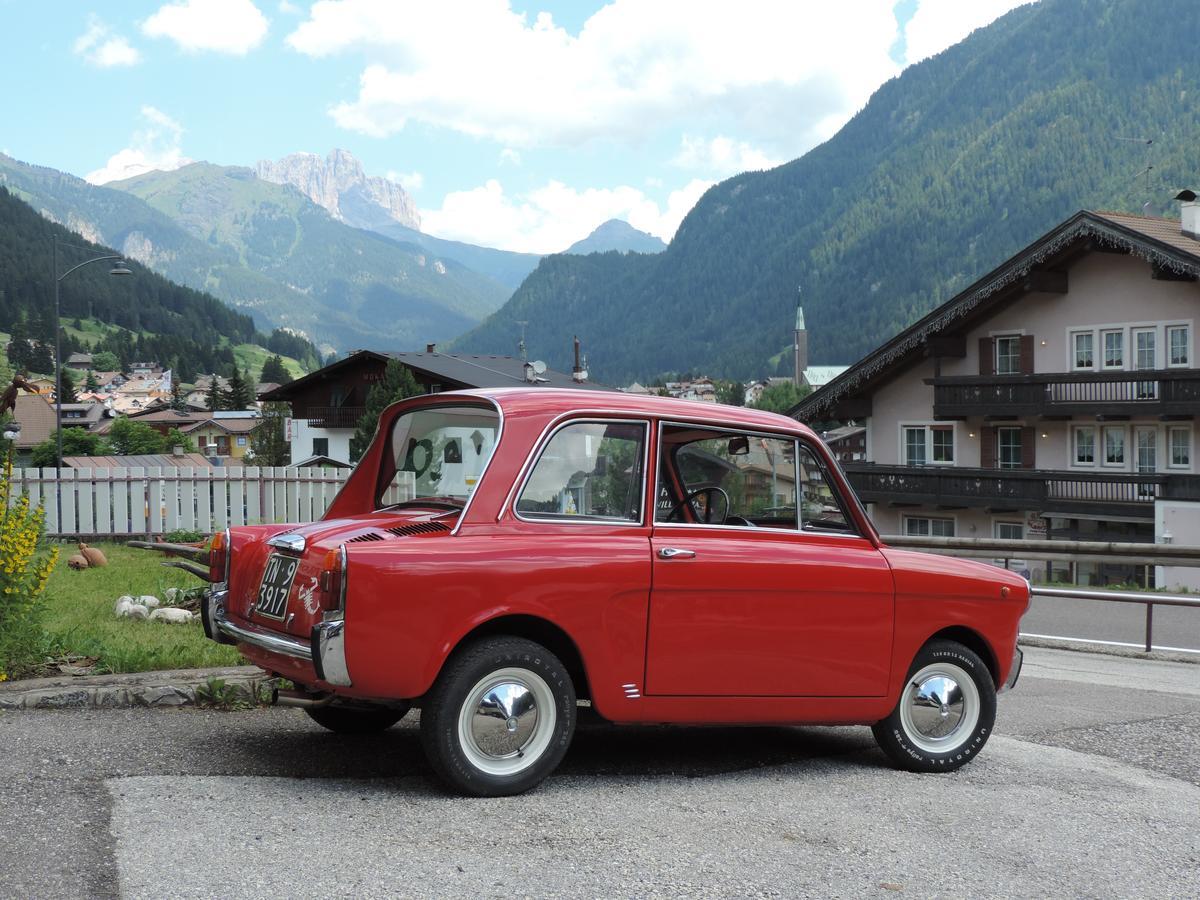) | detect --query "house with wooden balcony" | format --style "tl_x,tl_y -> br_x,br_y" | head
792,196 -> 1200,589
259,346 -> 604,465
